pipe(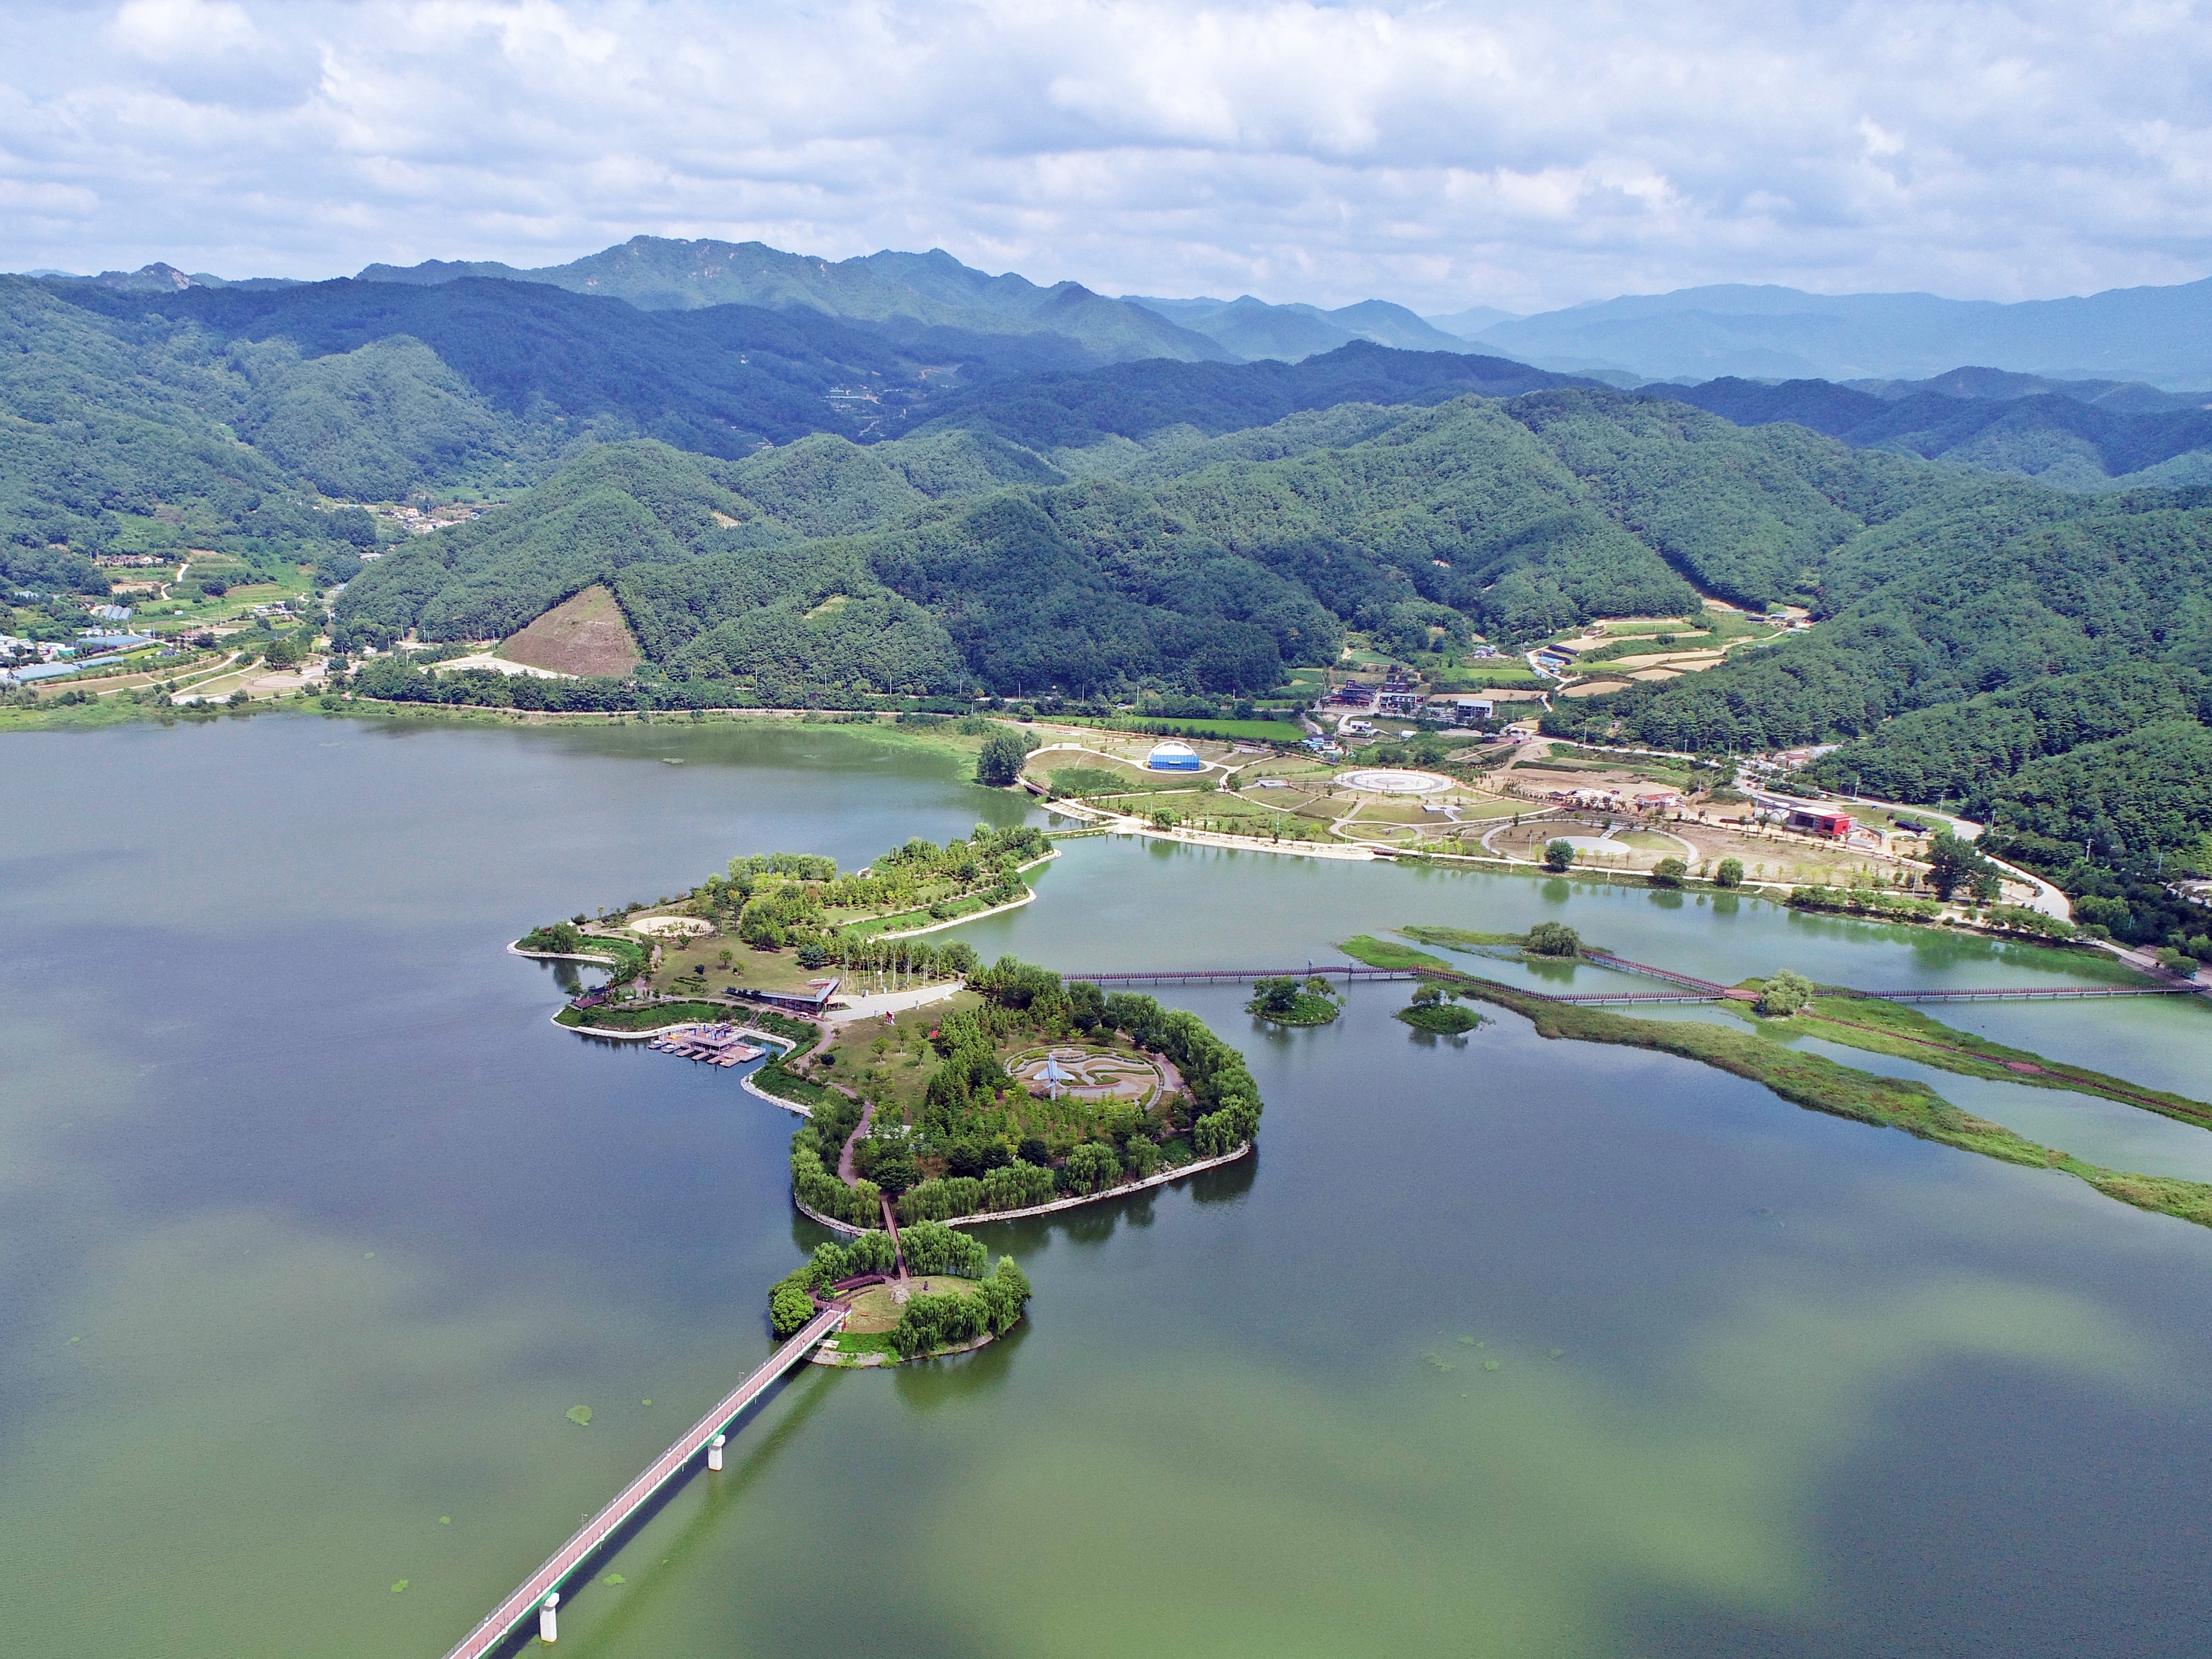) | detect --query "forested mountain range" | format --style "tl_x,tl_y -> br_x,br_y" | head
1652,373 -> 2212,492
358,238 -> 1231,364
7,248 -> 2212,885
1121,295 -> 1476,362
